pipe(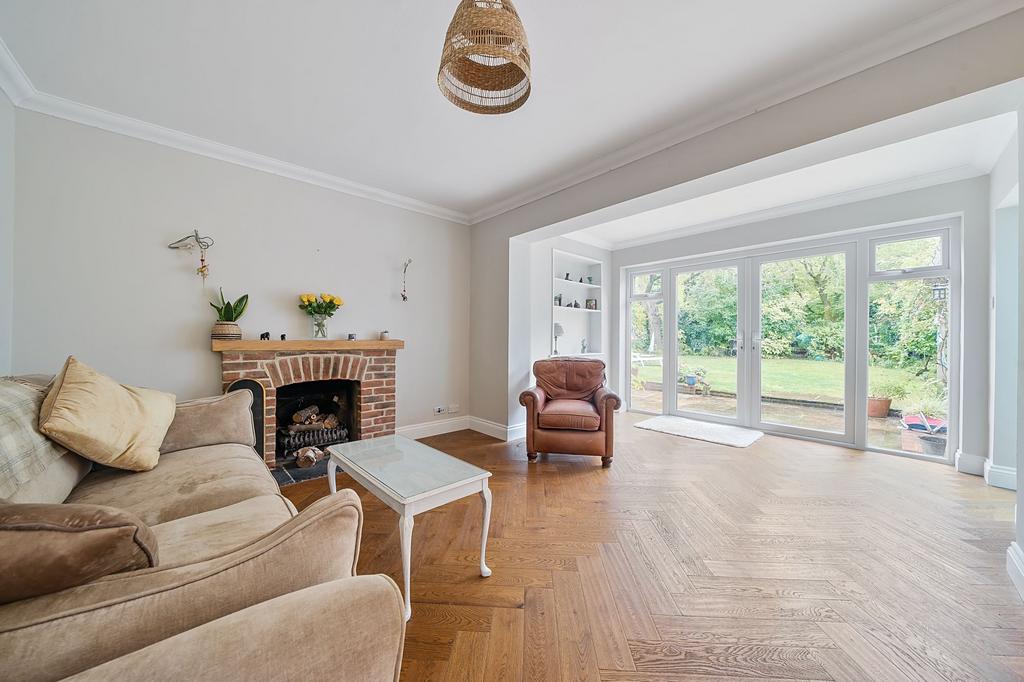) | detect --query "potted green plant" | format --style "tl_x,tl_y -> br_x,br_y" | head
210,288 -> 248,340
867,379 -> 909,418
